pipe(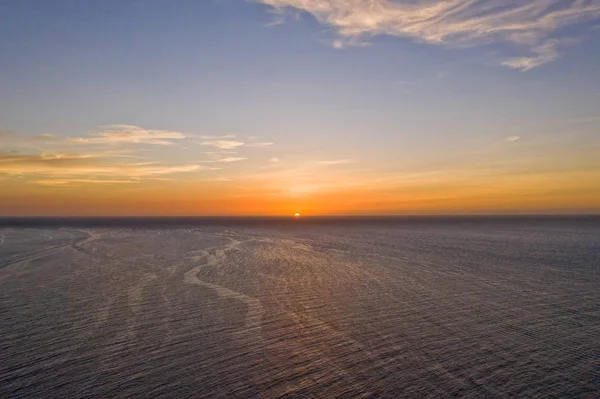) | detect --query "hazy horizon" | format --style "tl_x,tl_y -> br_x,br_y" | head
2,212 -> 600,219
